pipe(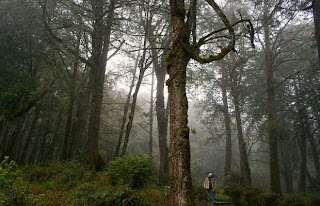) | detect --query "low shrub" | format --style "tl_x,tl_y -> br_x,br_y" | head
224,170 -> 244,185
106,155 -> 156,189
0,156 -> 41,205
221,183 -> 263,206
106,188 -> 149,206
260,193 -> 282,206
241,186 -> 263,206
223,182 -> 244,205
137,185 -> 170,206
193,185 -> 209,201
